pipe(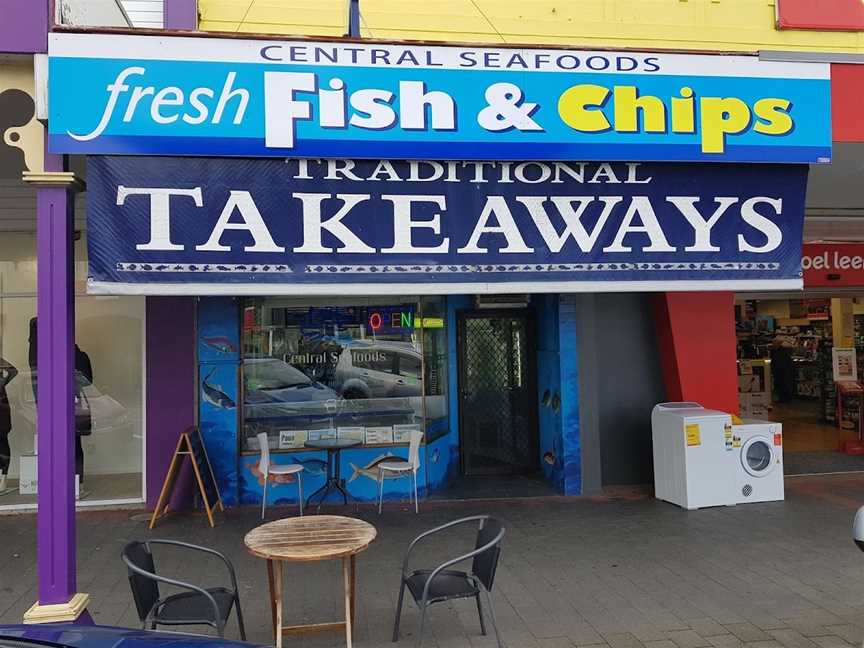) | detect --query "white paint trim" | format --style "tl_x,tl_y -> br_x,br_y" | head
47,32 -> 830,79
0,497 -> 145,514
141,299 -> 147,504
88,278 -> 803,296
